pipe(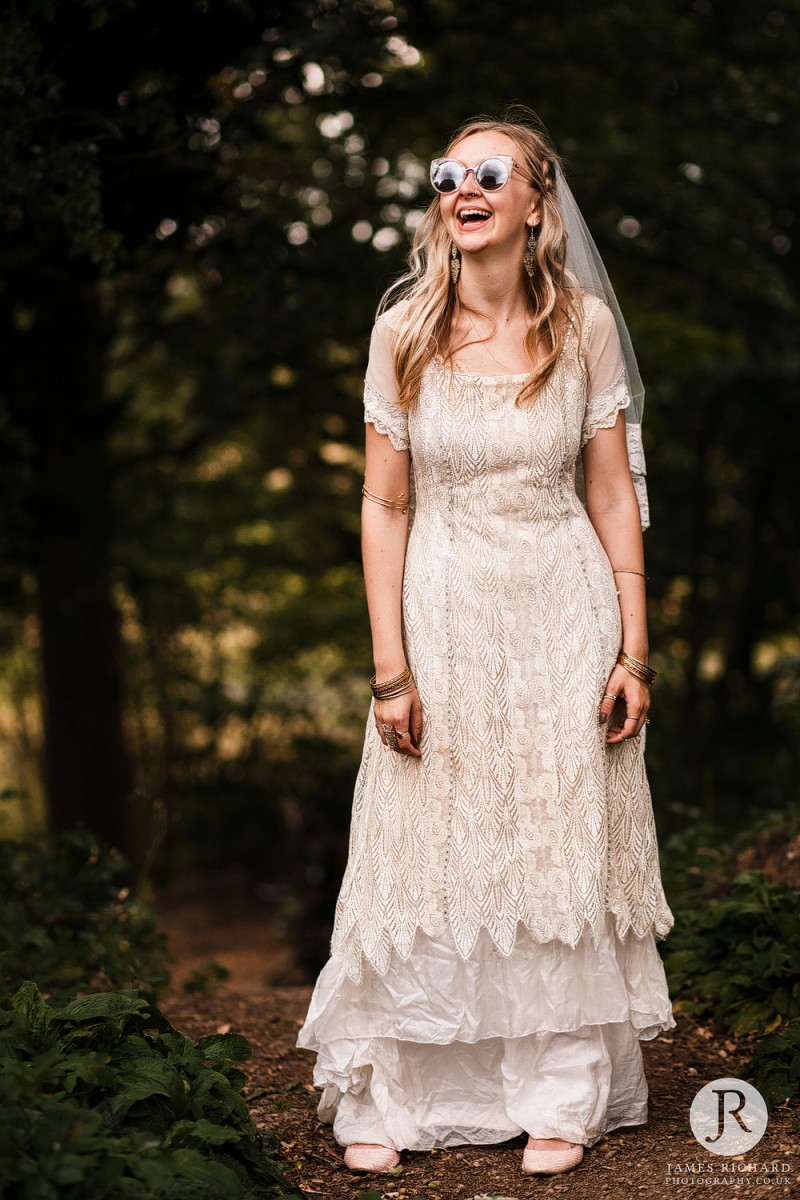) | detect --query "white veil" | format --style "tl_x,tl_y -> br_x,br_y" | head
556,163 -> 650,531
